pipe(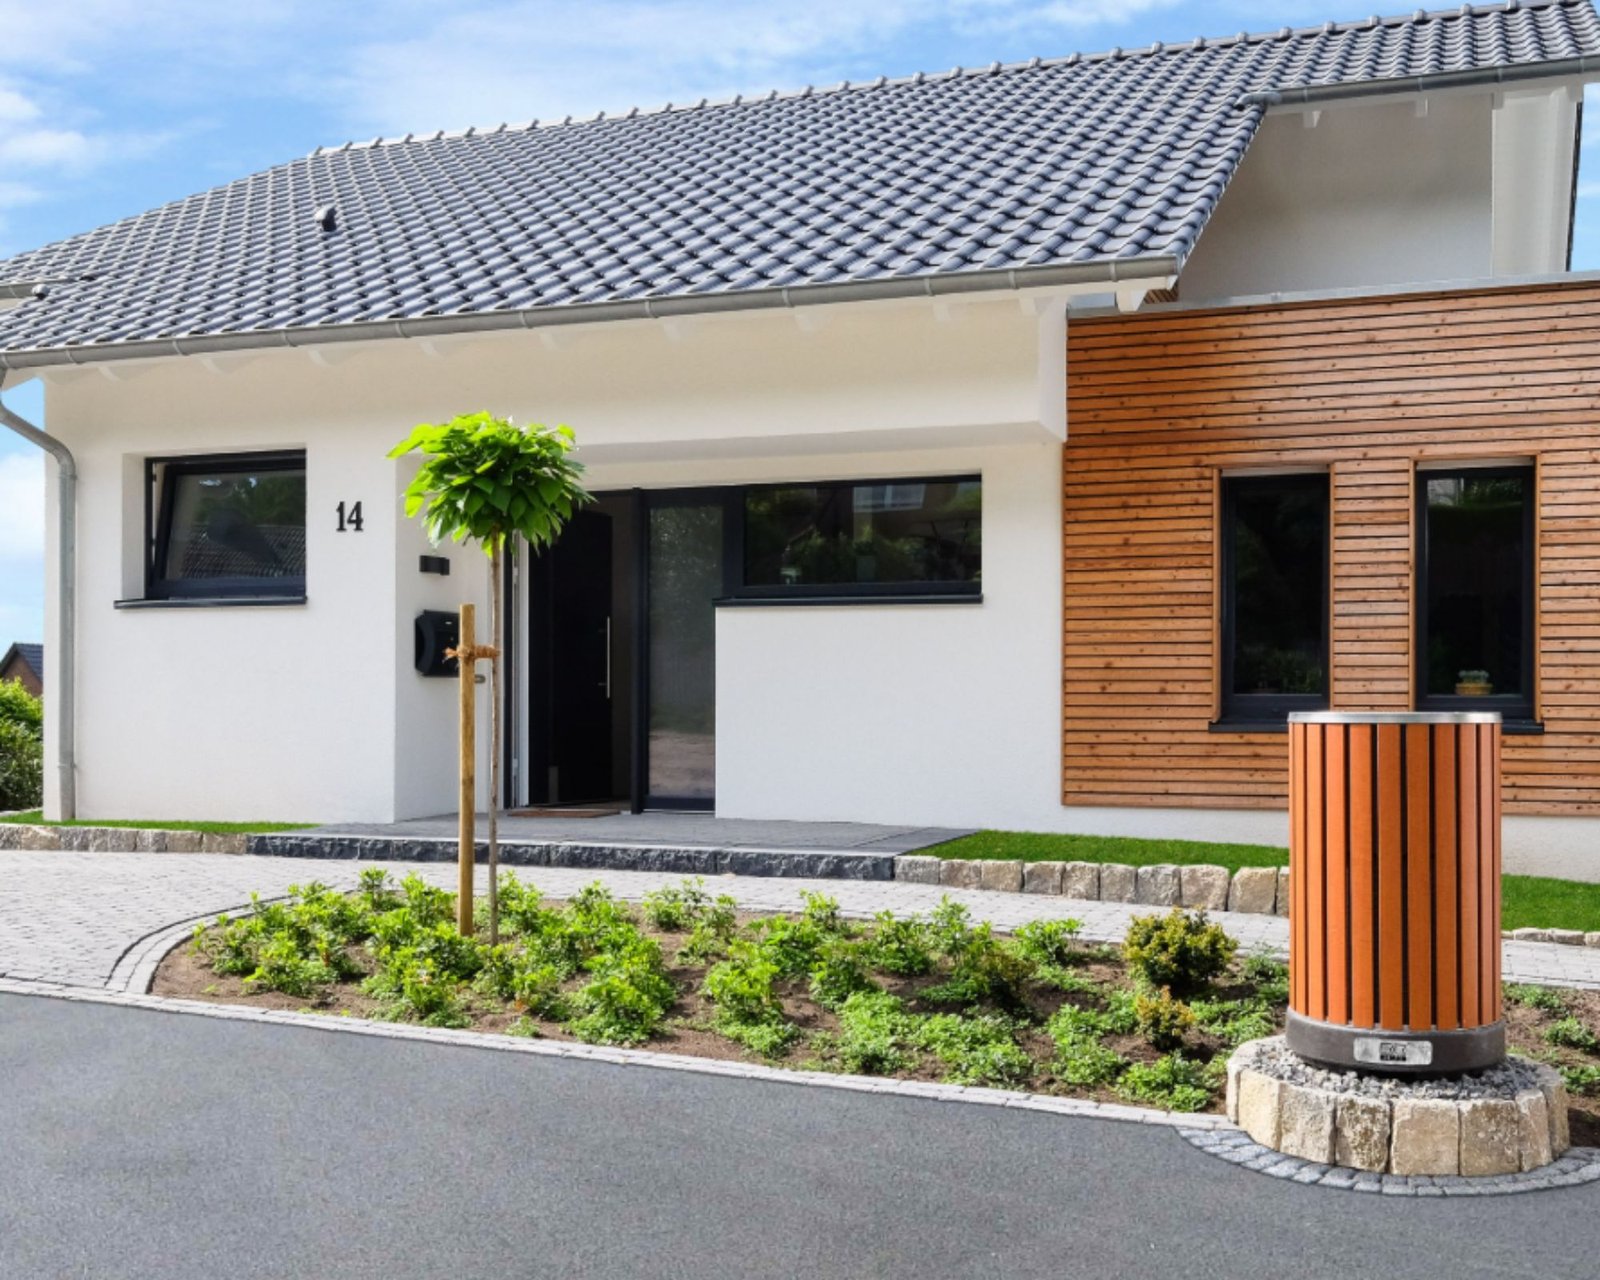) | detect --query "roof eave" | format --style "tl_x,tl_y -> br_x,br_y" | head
1240,53 -> 1600,110
0,254 -> 1183,371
